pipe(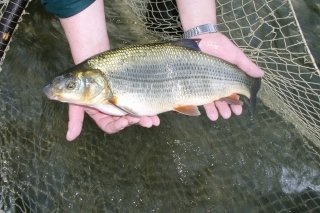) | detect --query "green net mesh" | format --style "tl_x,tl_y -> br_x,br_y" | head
1,0 -> 320,212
